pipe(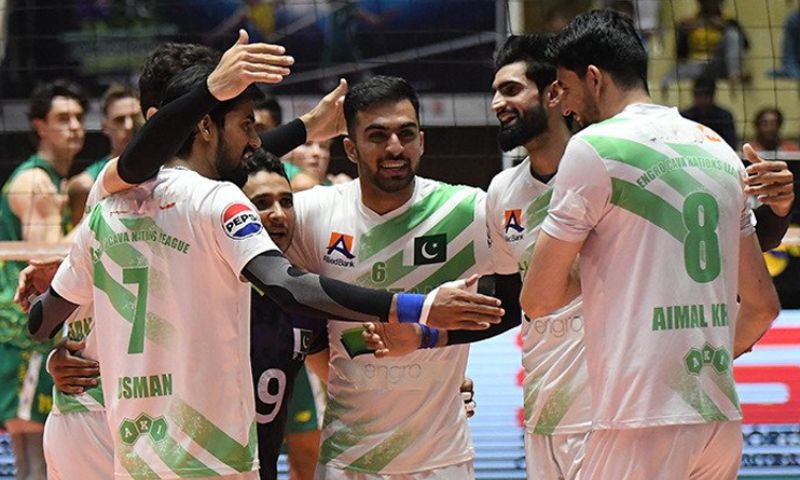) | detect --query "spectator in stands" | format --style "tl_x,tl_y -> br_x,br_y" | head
681,75 -> 737,148
66,84 -> 142,226
0,79 -> 88,480
254,94 -> 282,134
771,8 -> 800,79
288,140 -> 351,192
750,108 -> 800,154
661,0 -> 748,91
